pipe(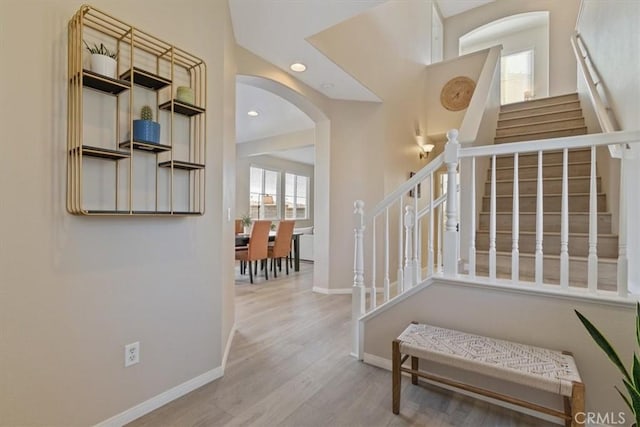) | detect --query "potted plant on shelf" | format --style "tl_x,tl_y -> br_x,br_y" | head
241,213 -> 252,234
84,41 -> 117,79
133,105 -> 160,144
575,304 -> 640,426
